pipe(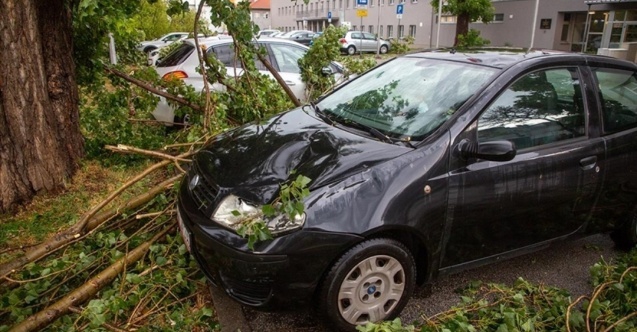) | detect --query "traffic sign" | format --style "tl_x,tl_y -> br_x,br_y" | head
357,0 -> 368,6
397,14 -> 403,19
356,9 -> 368,17
327,11 -> 332,19
396,4 -> 404,14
